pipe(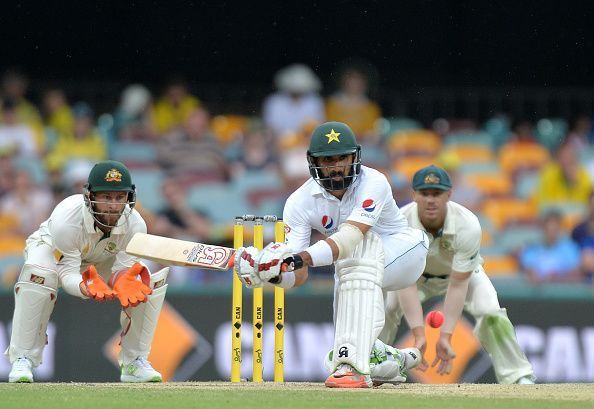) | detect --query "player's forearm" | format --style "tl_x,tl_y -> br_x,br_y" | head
441,274 -> 471,334
398,284 -> 425,331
